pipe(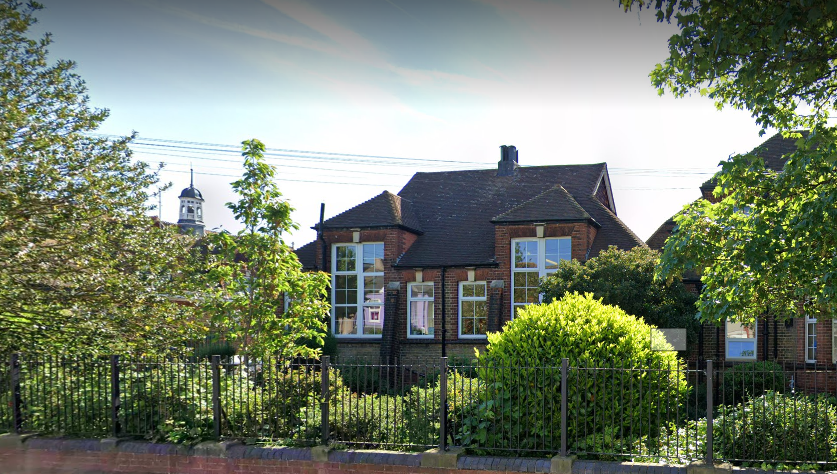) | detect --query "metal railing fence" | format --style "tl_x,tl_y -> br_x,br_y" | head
3,354 -> 836,466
